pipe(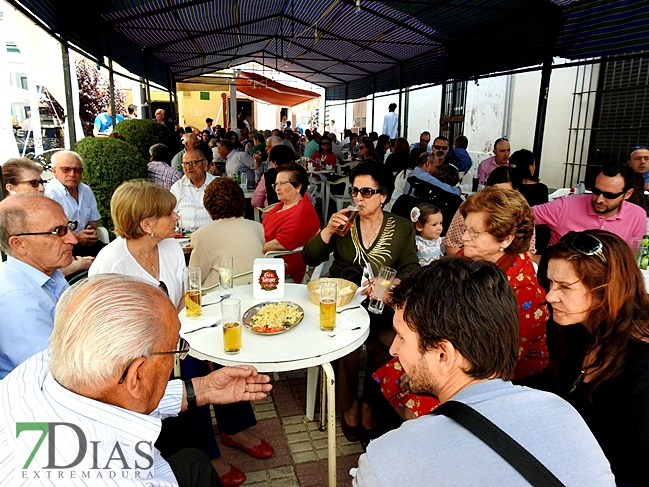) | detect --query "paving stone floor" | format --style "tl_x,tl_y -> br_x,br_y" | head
212,369 -> 366,487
